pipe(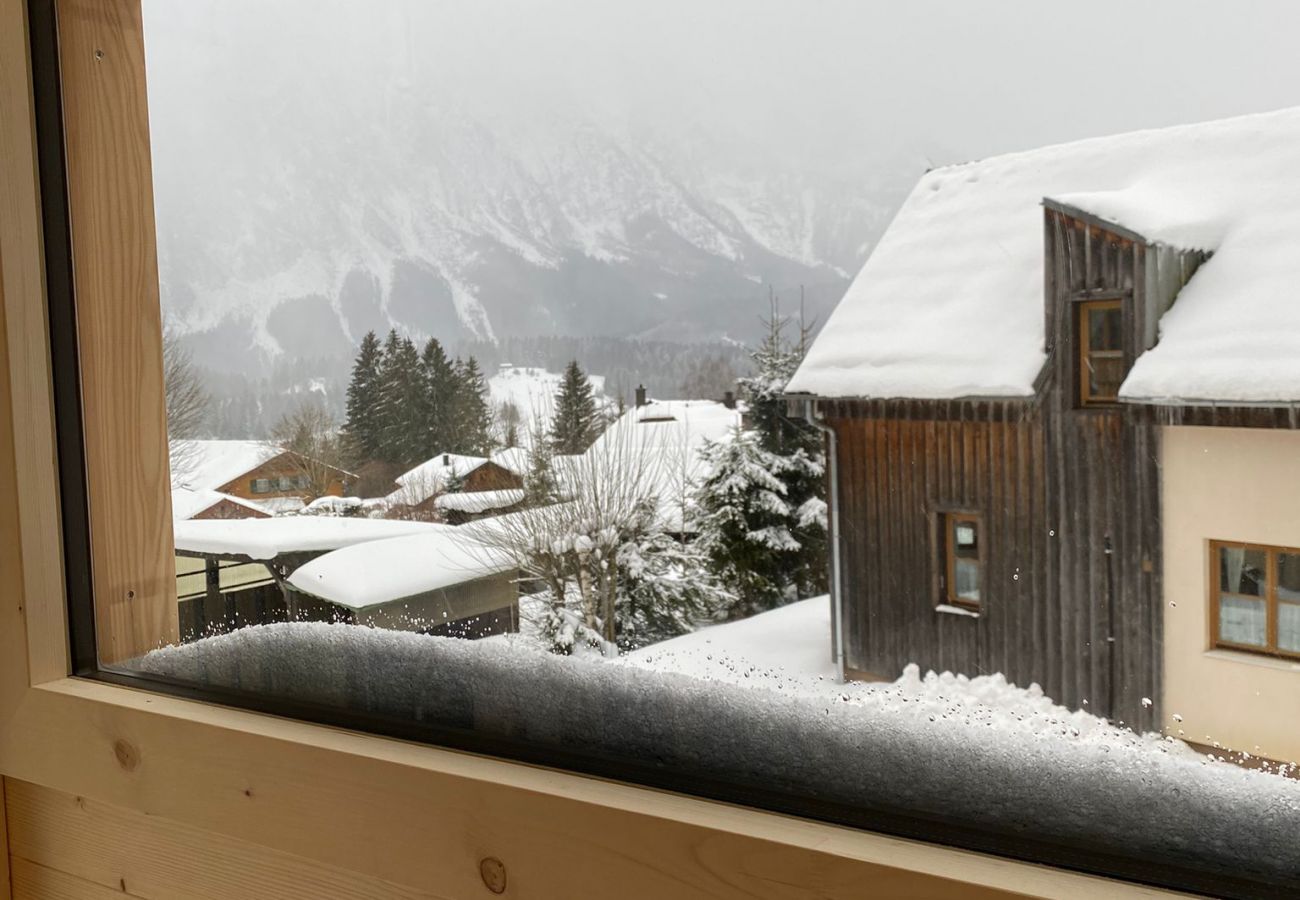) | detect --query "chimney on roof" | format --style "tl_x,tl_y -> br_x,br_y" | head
722,390 -> 736,410
634,384 -> 647,408
442,453 -> 450,466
